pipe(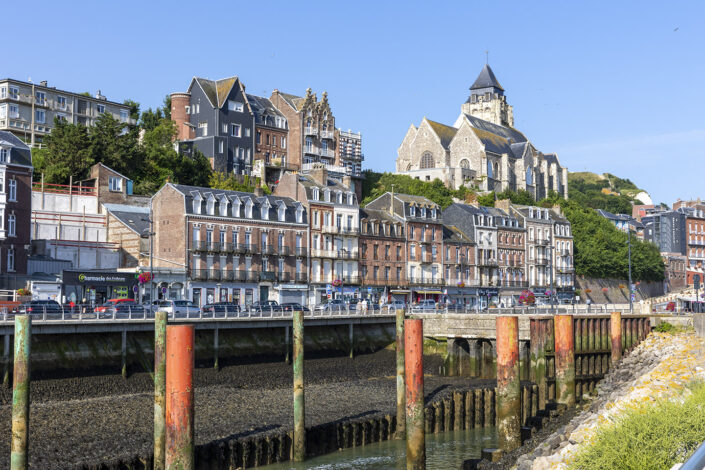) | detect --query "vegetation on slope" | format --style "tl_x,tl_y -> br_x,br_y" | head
568,172 -> 647,215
